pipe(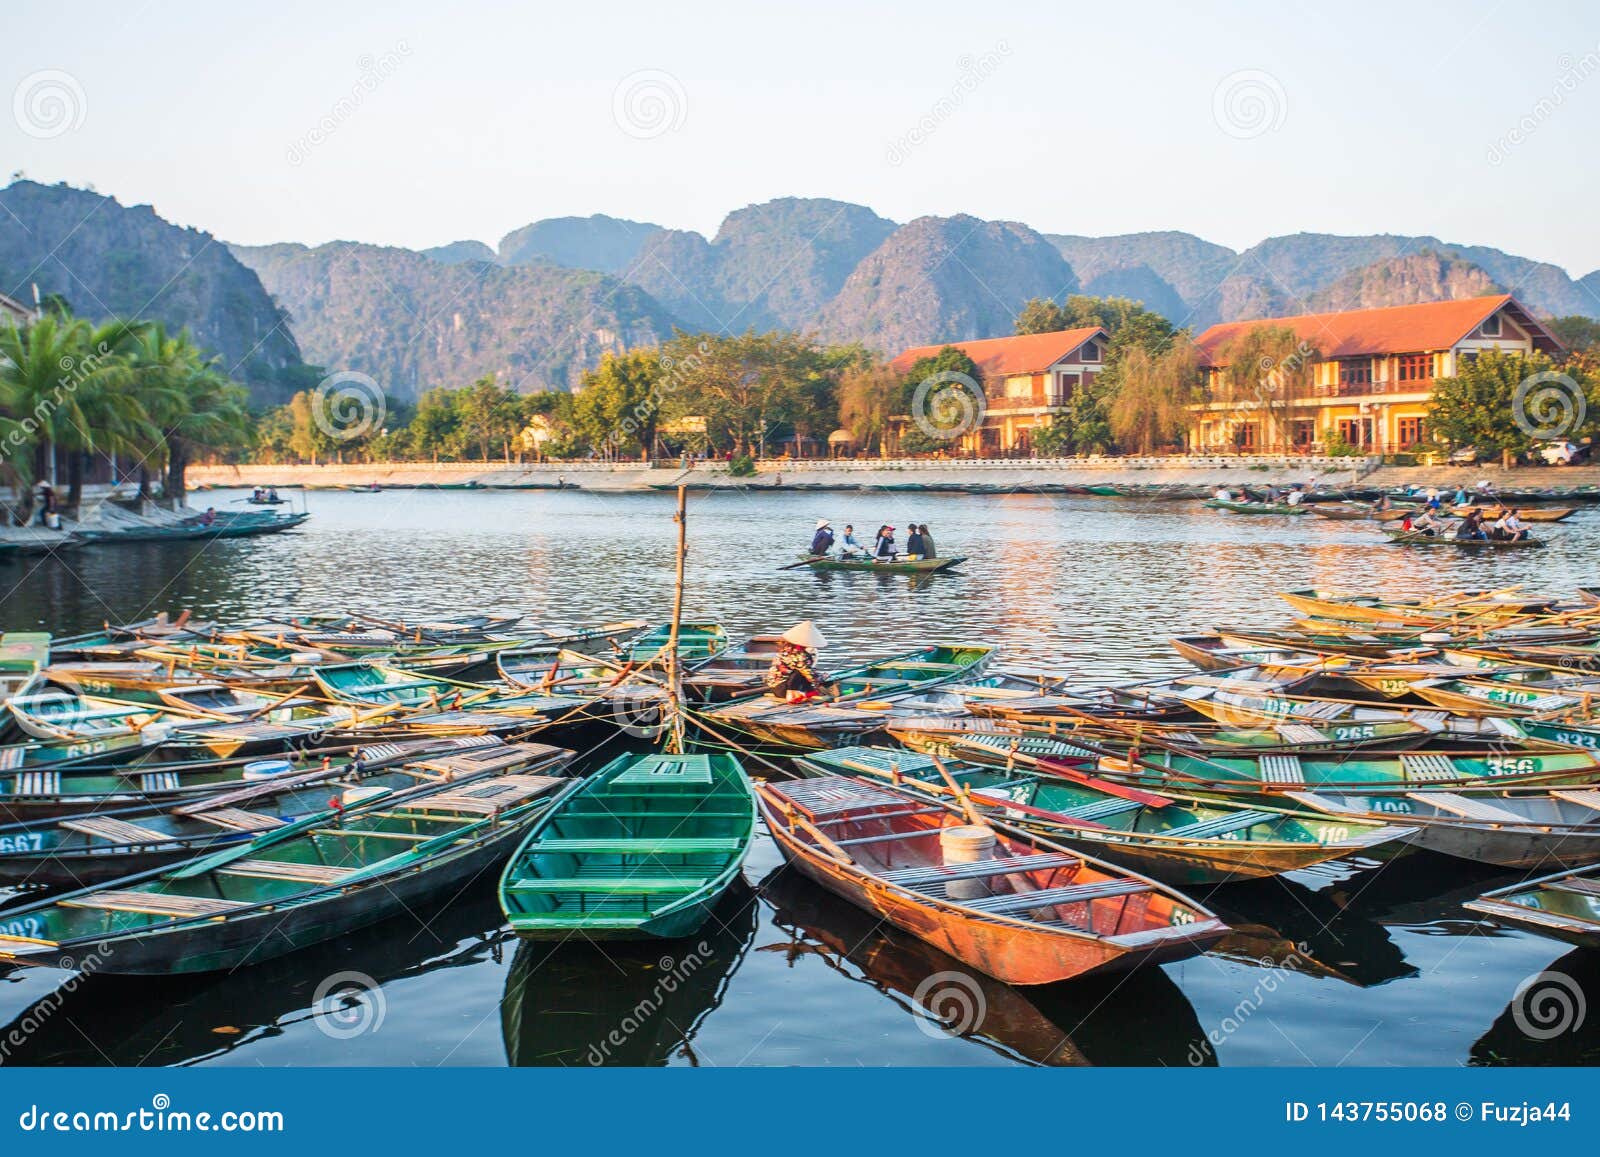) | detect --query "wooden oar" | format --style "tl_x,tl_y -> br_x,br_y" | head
777,555 -> 827,571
